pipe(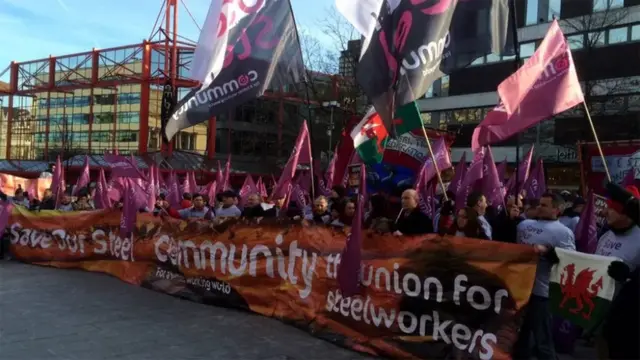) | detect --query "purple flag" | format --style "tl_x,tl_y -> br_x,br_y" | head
147,165 -> 157,211
456,148 -> 485,210
481,148 -> 505,208
447,152 -> 467,195
120,179 -> 138,239
72,155 -> 90,196
505,146 -> 534,195
93,168 -> 108,209
167,172 -> 181,208
221,155 -> 231,192
575,190 -> 598,254
523,159 -> 547,200
416,138 -> 452,188
105,154 -> 147,180
272,121 -> 311,199
320,149 -> 337,196
496,156 -> 508,183
337,163 -> 366,297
